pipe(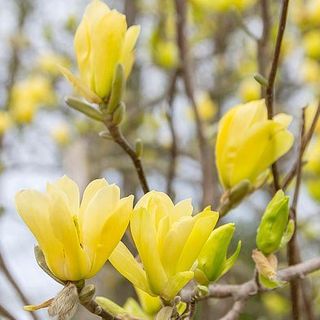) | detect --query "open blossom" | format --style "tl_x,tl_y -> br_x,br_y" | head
16,176 -> 133,281
109,191 -> 219,301
216,100 -> 294,189
60,0 -> 140,103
